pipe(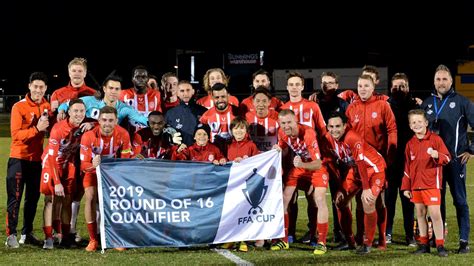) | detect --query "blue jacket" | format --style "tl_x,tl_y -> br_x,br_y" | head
421,88 -> 474,157
58,96 -> 148,126
165,100 -> 207,146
